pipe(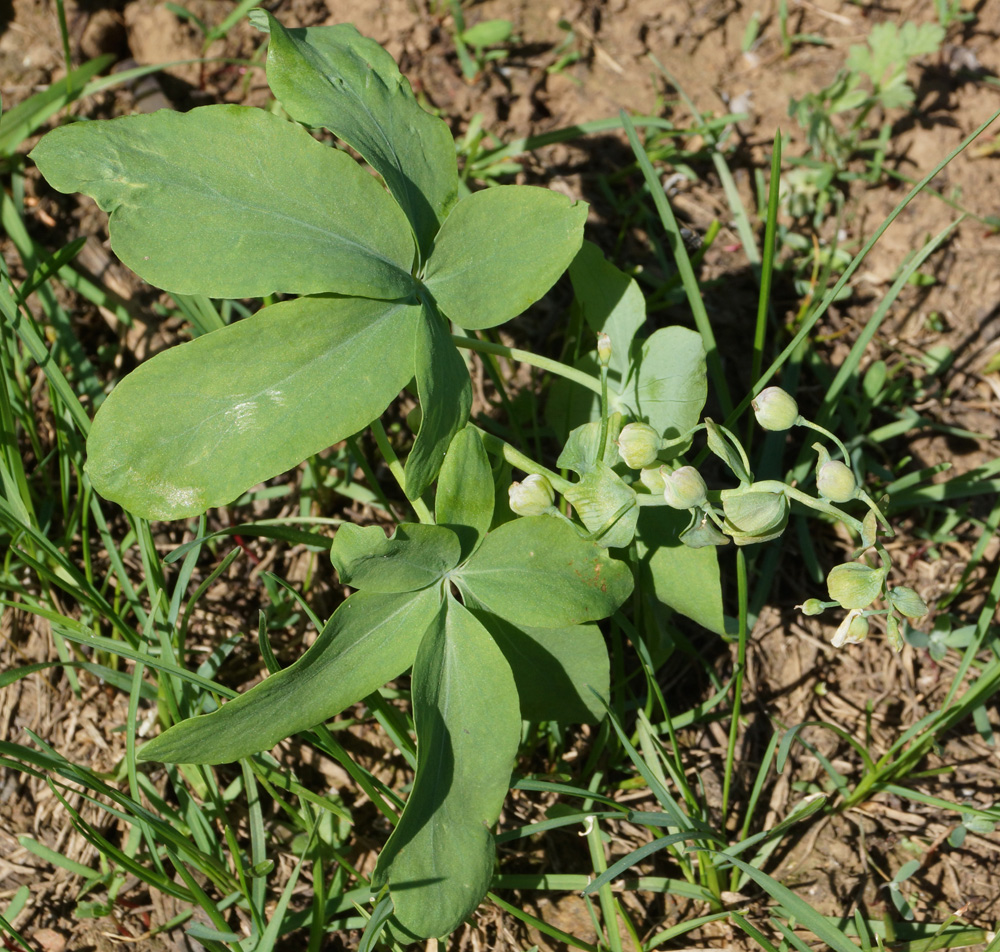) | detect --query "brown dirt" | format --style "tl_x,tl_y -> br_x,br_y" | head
2,0 -> 1000,949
